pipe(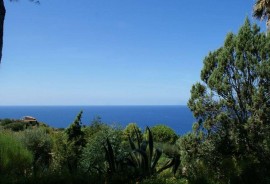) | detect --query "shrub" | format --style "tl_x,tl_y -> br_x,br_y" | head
50,131 -> 70,172
80,125 -> 123,174
0,118 -> 13,126
123,123 -> 143,141
84,116 -> 108,140
151,125 -> 178,144
20,128 -> 53,173
3,122 -> 25,131
0,131 -> 33,176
